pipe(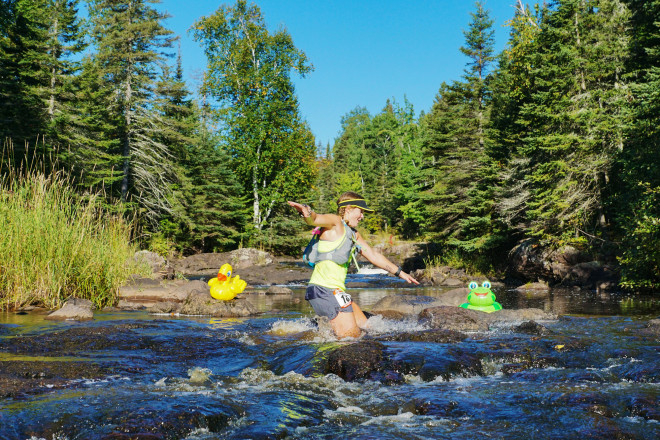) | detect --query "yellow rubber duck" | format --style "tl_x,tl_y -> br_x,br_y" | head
207,264 -> 247,301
